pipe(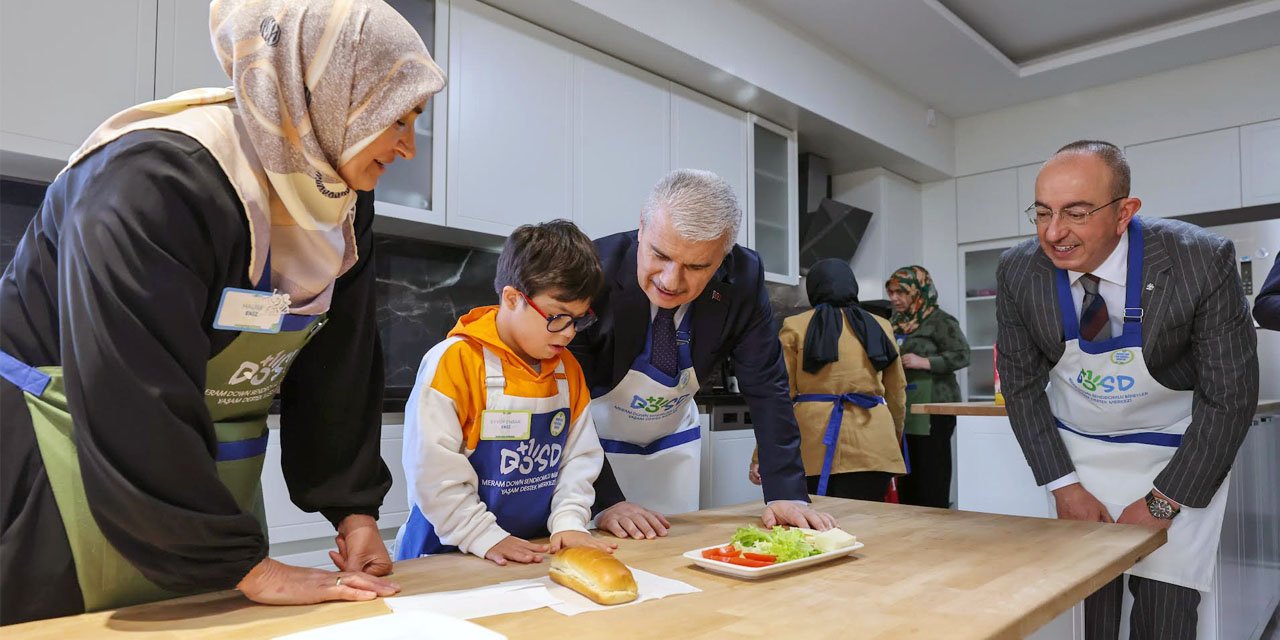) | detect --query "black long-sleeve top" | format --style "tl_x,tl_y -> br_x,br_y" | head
0,130 -> 389,594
